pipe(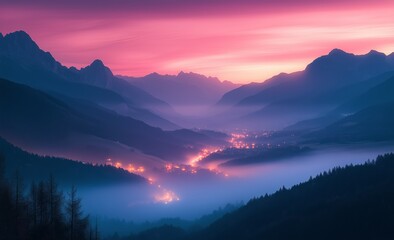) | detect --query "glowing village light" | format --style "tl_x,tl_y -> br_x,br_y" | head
115,162 -> 122,168
154,189 -> 180,204
148,177 -> 154,184
125,164 -> 146,173
165,164 -> 173,172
